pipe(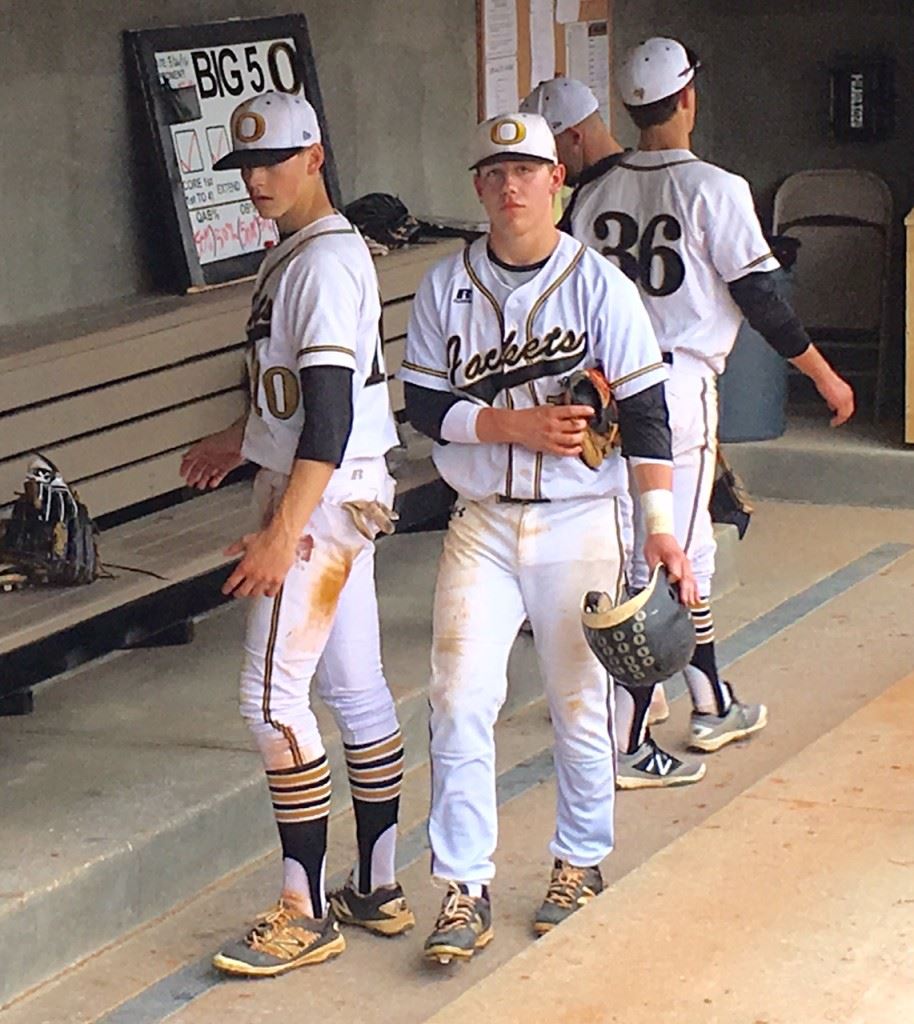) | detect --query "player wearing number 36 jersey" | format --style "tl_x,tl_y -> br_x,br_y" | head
180,92 -> 413,978
528,41 -> 854,789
